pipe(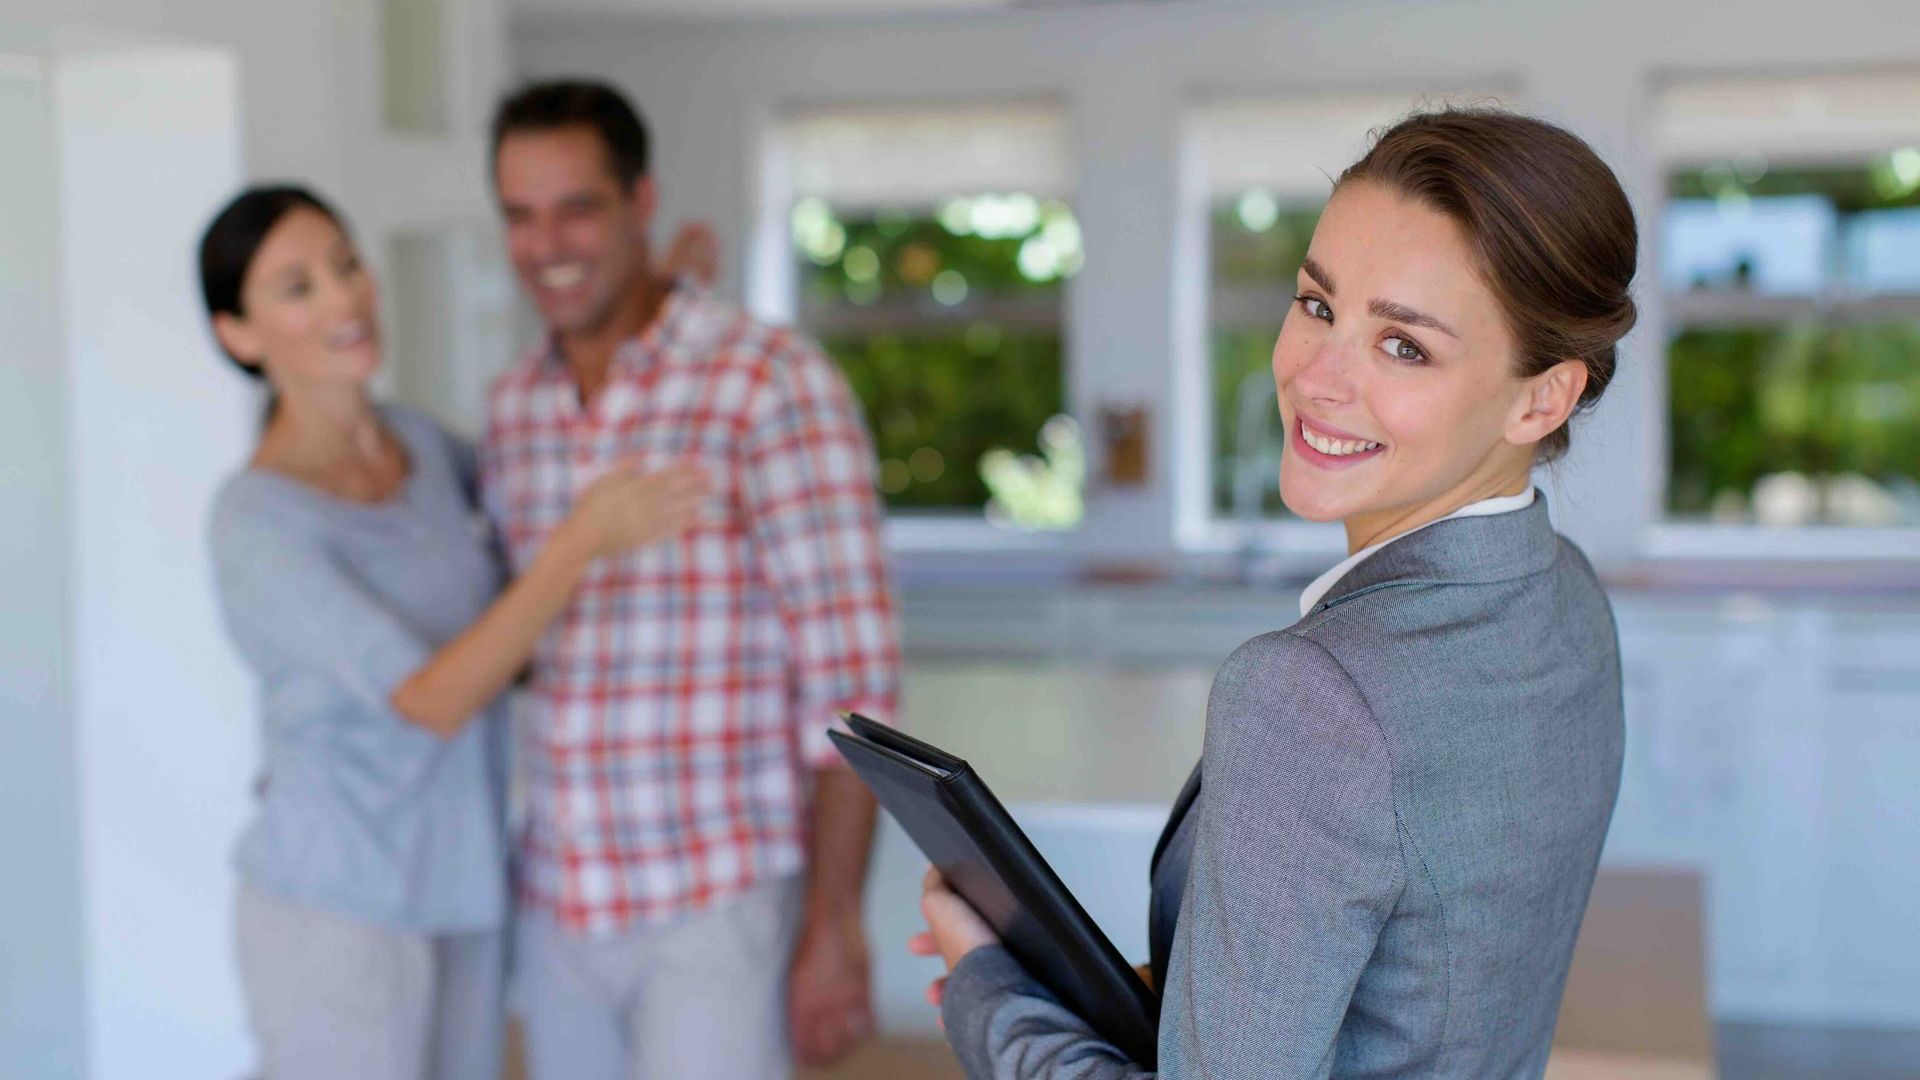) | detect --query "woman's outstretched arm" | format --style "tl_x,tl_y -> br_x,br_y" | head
388,460 -> 707,736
